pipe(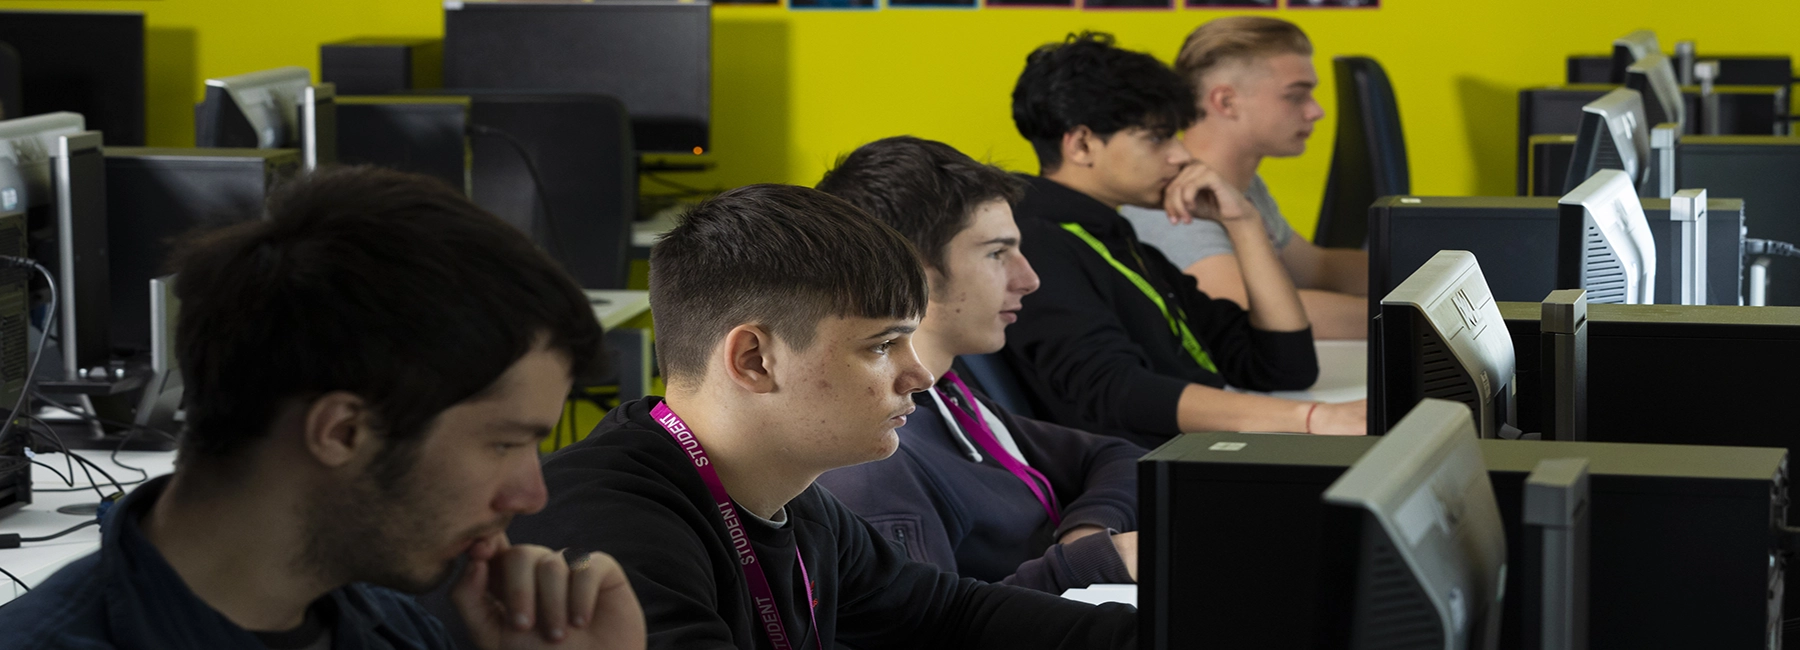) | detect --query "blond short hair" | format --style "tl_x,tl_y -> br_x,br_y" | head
1175,17 -> 1313,118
